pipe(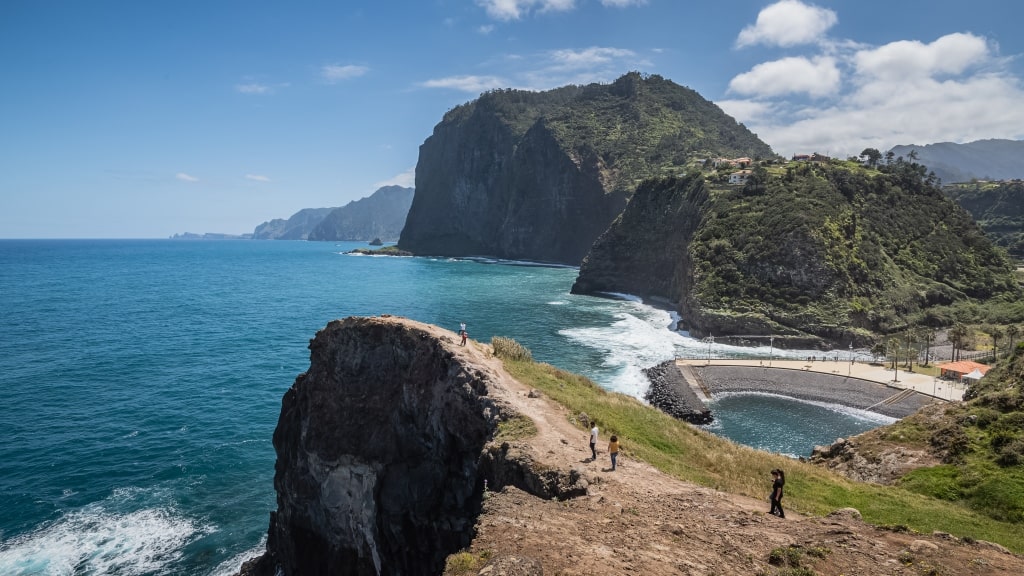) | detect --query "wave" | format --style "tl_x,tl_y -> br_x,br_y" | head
0,497 -> 208,576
